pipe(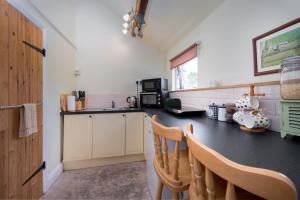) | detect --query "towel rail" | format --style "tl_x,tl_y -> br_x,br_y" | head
0,103 -> 42,110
